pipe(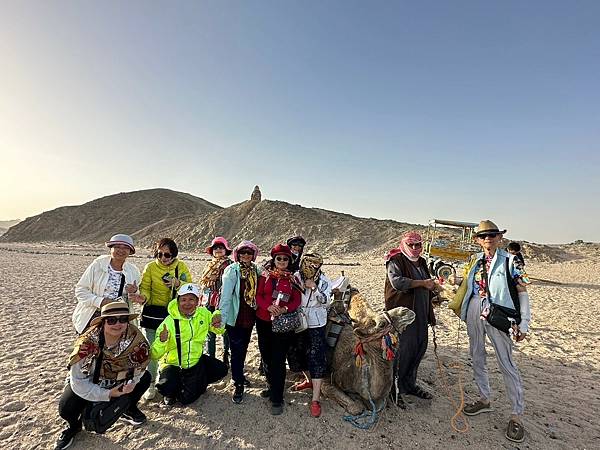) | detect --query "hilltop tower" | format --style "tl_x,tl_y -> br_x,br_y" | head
251,185 -> 262,202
